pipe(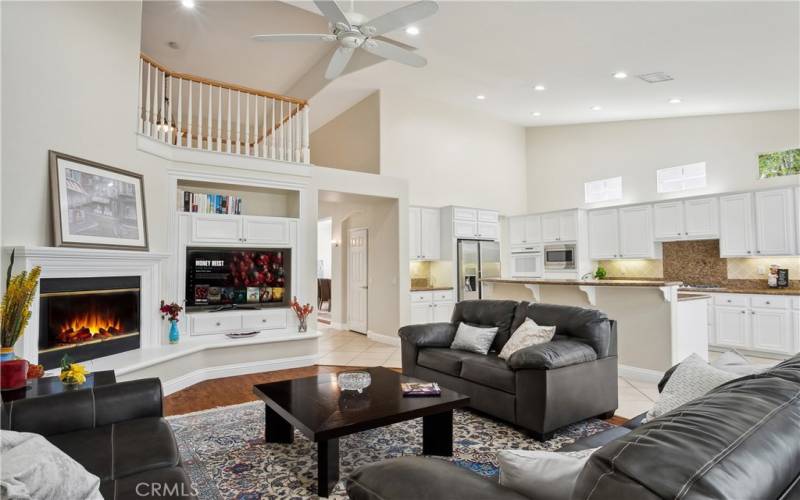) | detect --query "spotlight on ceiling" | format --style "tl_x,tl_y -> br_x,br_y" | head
181,0 -> 195,8
405,26 -> 420,36
591,105 -> 602,111
533,84 -> 546,91
669,97 -> 682,104
532,112 -> 541,117
476,95 -> 486,100
613,71 -> 628,79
